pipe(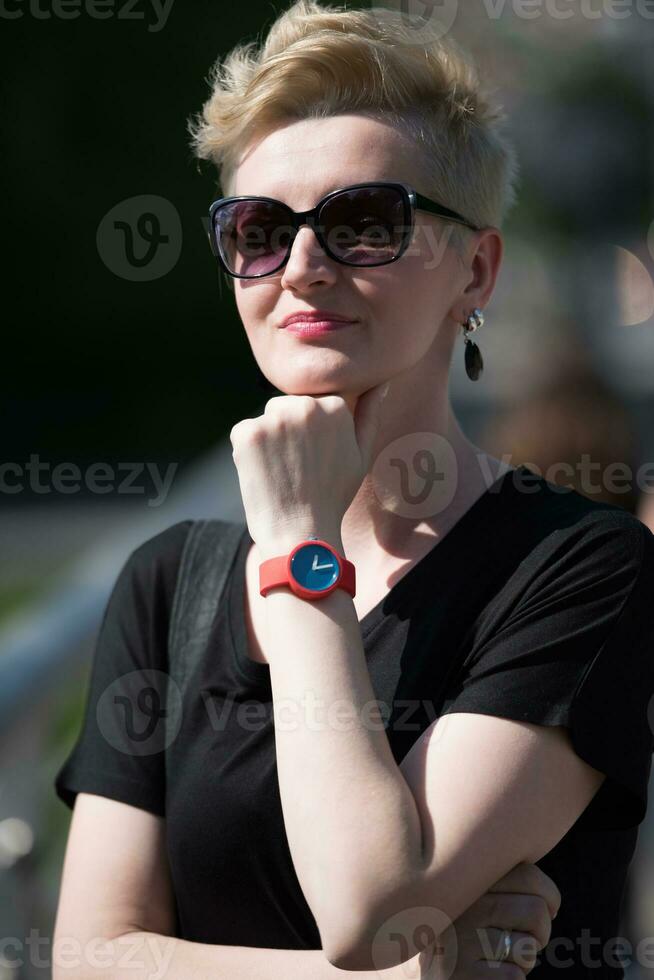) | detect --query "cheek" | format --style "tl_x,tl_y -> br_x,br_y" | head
234,291 -> 274,340
376,272 -> 447,358
376,263 -> 438,326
